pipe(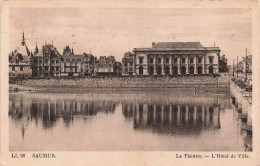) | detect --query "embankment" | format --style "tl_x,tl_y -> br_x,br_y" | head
10,76 -> 230,92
